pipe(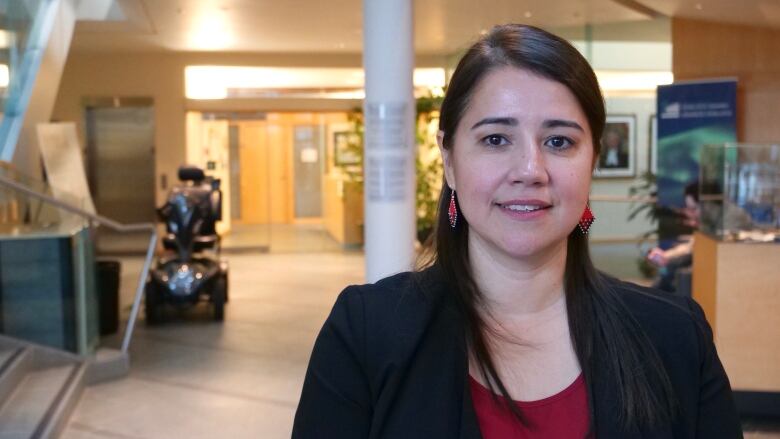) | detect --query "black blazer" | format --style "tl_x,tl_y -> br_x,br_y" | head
293,266 -> 742,438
